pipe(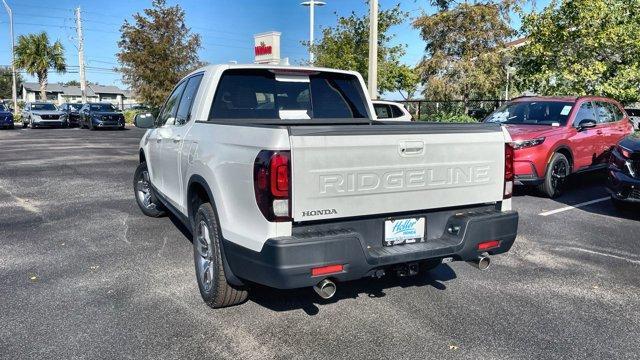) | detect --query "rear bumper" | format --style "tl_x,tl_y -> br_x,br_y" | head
223,208 -> 519,289
607,168 -> 640,203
